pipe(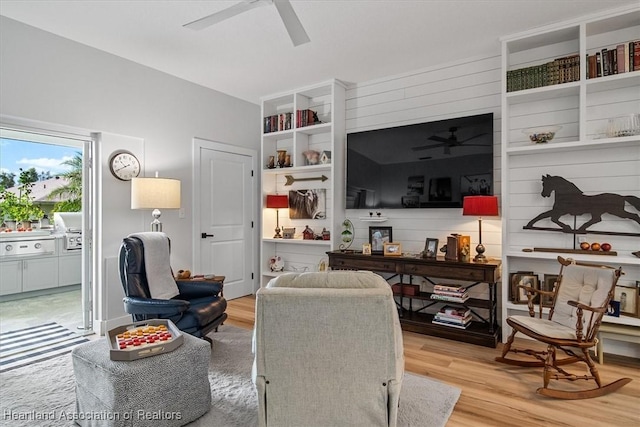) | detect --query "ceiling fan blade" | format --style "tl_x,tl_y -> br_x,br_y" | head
183,0 -> 265,30
458,133 -> 488,143
273,0 -> 310,46
427,135 -> 450,143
